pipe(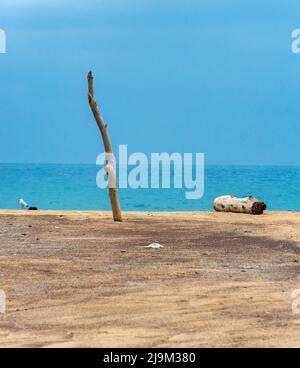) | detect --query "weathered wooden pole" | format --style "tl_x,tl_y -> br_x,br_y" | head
87,71 -> 123,222
213,195 -> 267,215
